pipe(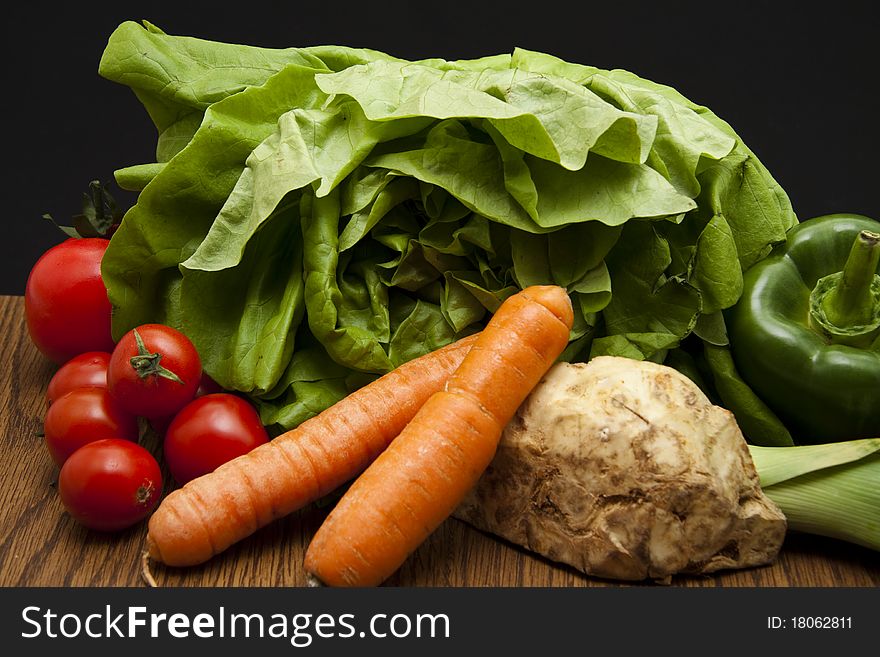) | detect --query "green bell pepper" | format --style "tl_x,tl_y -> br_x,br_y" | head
727,214 -> 880,444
